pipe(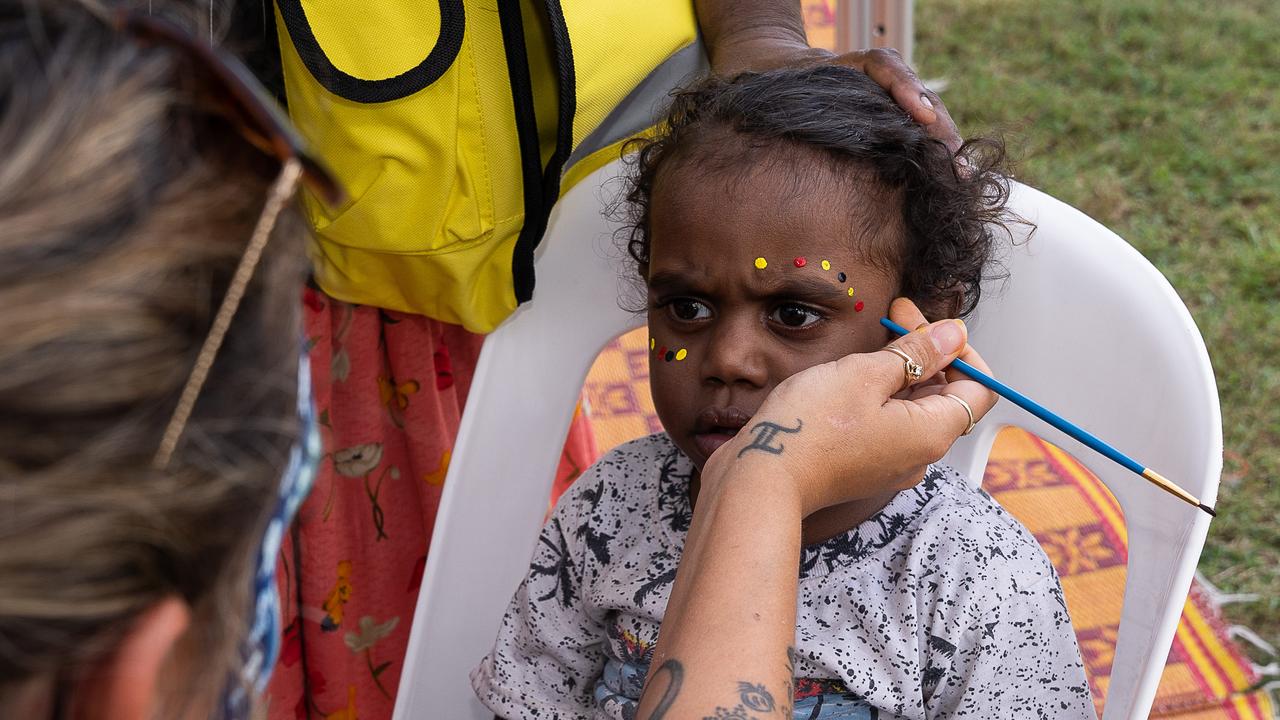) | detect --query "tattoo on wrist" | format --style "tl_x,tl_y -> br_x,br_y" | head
737,418 -> 803,458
